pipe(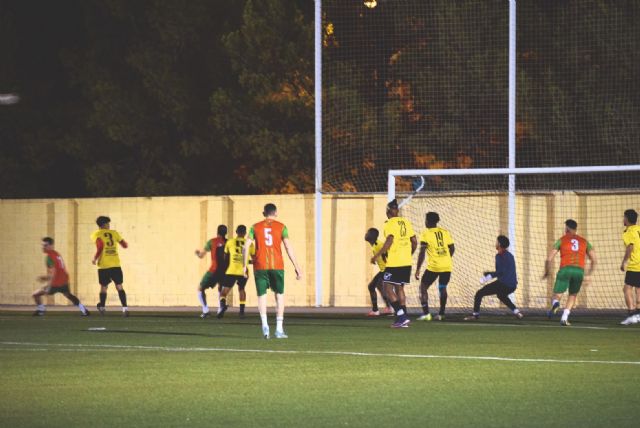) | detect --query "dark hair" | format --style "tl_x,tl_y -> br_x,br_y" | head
624,209 -> 638,224
565,219 -> 578,230
263,203 -> 277,216
42,237 -> 54,245
217,225 -> 228,236
96,216 -> 111,227
497,235 -> 510,249
365,228 -> 379,241
236,225 -> 247,234
387,199 -> 399,210
426,212 -> 440,225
